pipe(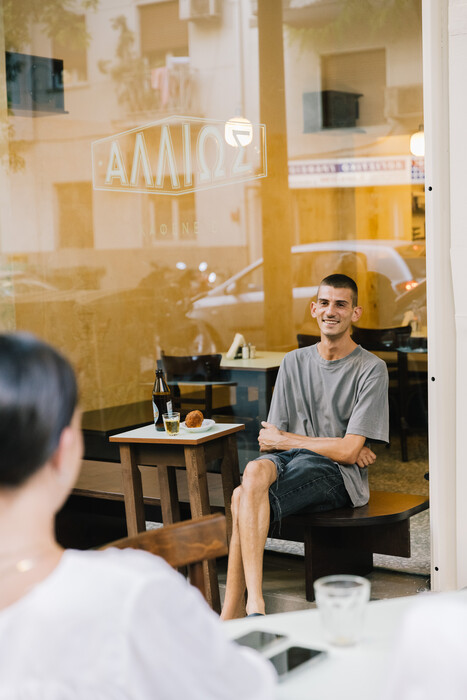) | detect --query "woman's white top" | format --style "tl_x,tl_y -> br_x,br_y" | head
0,548 -> 276,699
